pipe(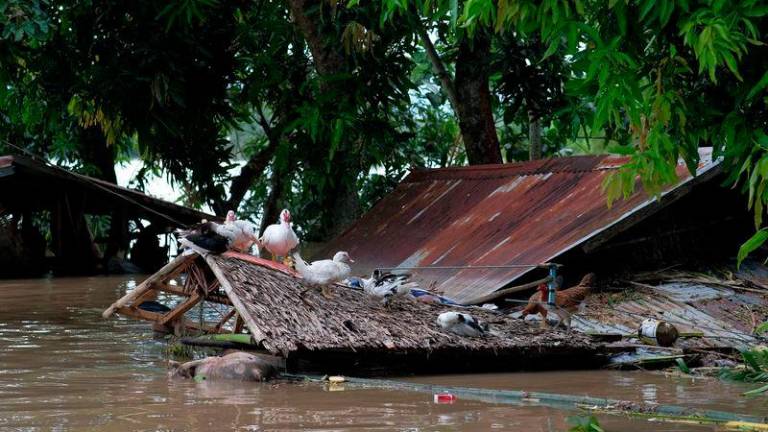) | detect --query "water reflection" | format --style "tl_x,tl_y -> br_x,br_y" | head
0,276 -> 763,431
